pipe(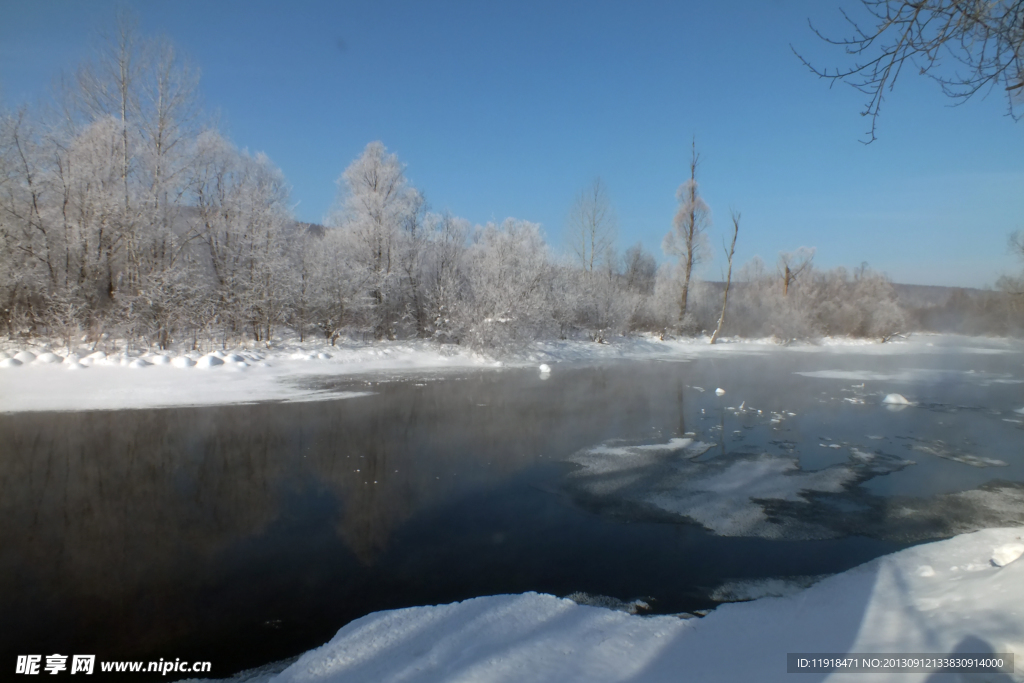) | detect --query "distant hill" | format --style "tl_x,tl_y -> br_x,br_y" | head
890,283 -> 988,308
